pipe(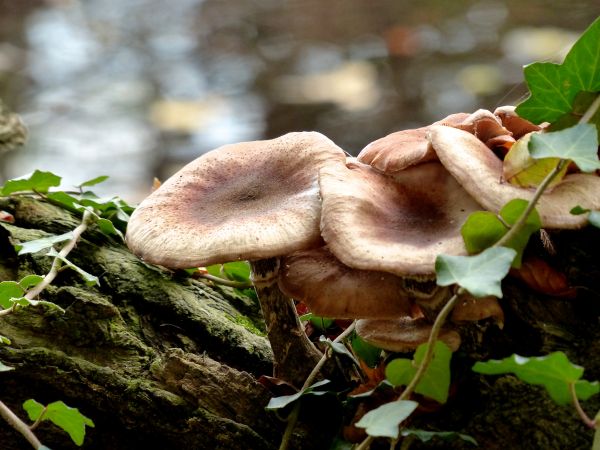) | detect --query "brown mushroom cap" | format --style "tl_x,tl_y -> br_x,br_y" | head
126,132 -> 347,268
357,127 -> 436,174
357,113 -> 471,174
279,247 -> 416,319
451,294 -> 504,328
356,317 -> 461,352
319,160 -> 481,277
428,125 -> 600,229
